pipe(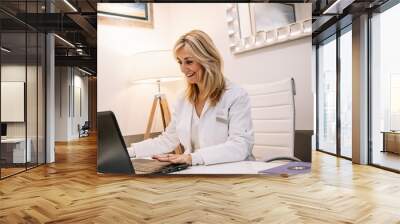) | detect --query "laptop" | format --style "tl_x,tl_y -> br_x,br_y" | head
97,111 -> 189,175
